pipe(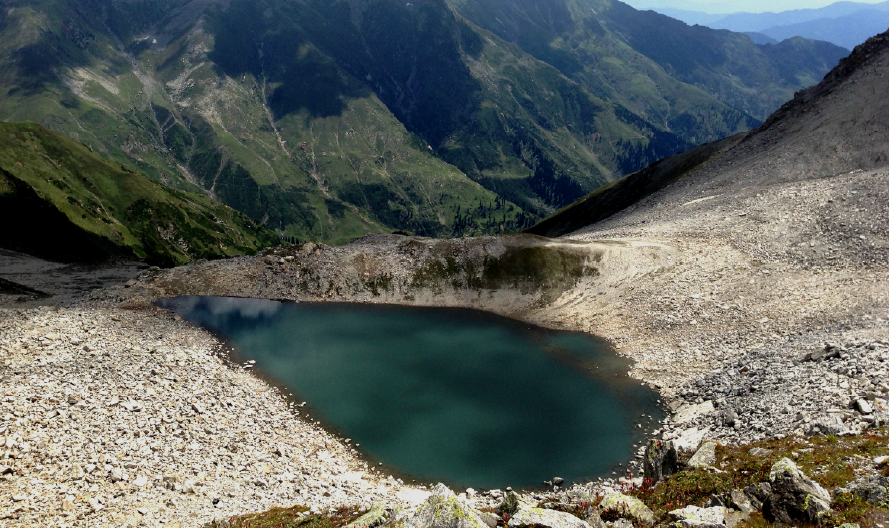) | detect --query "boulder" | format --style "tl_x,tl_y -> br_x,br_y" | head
872,398 -> 889,427
604,520 -> 633,528
724,512 -> 749,528
747,447 -> 772,457
643,440 -> 678,483
763,458 -> 832,526
808,415 -> 849,436
598,492 -> 656,526
498,490 -> 532,517
743,482 -> 772,511
406,483 -> 489,528
347,503 -> 389,528
507,507 -> 592,528
688,441 -> 718,468
728,489 -> 756,514
668,505 -> 731,528
835,475 -> 889,507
